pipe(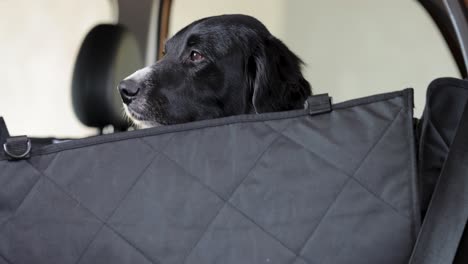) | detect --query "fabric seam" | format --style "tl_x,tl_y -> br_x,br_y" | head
0,90 -> 409,161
